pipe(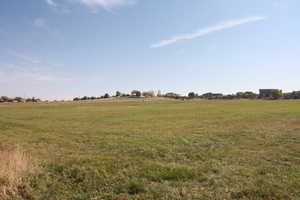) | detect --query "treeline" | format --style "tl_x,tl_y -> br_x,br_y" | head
0,96 -> 41,103
73,93 -> 111,101
73,89 -> 300,101
163,90 -> 300,100
185,90 -> 300,100
185,91 -> 263,100
73,90 -> 155,101
2,89 -> 300,103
